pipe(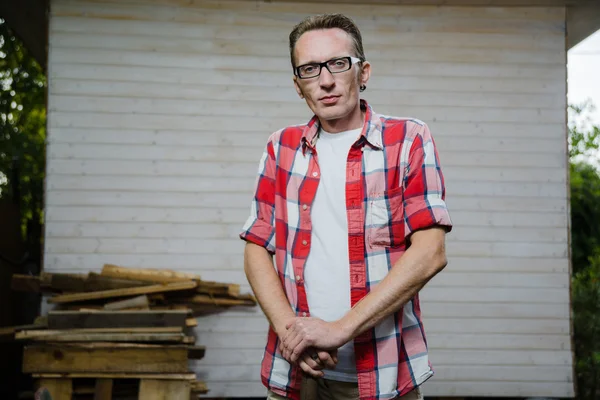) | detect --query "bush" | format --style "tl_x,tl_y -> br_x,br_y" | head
572,248 -> 600,400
